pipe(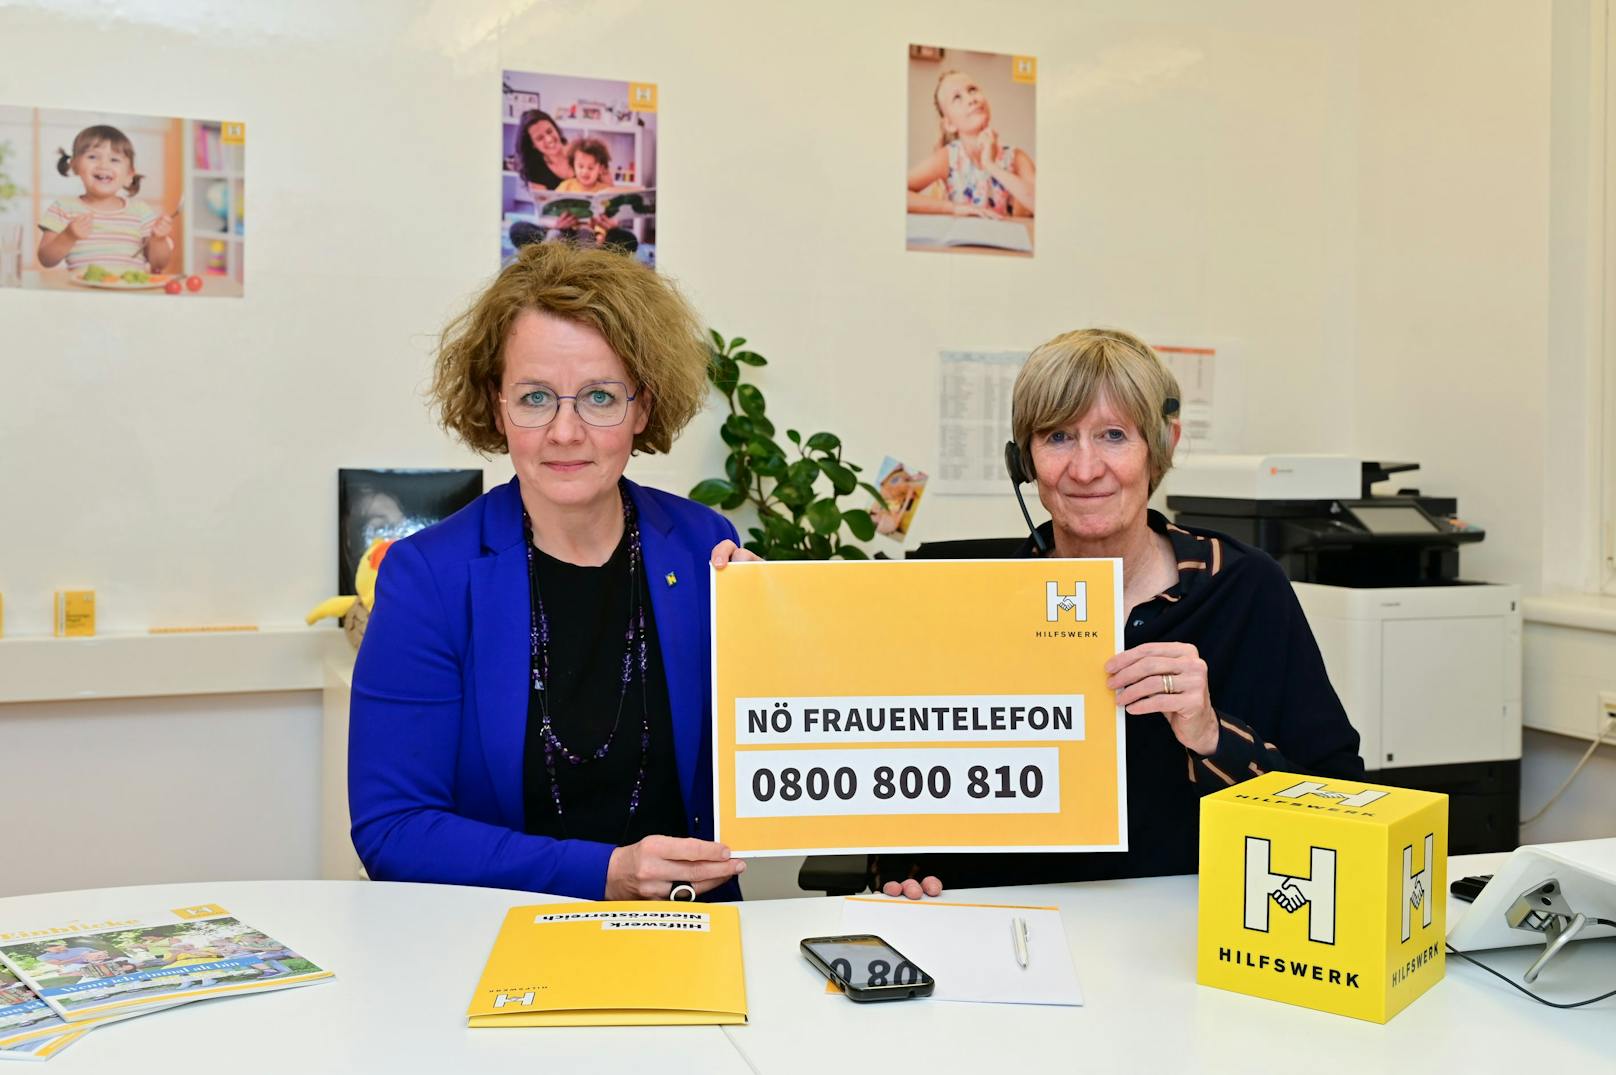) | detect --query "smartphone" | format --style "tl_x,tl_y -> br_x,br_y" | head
800,934 -> 935,1002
